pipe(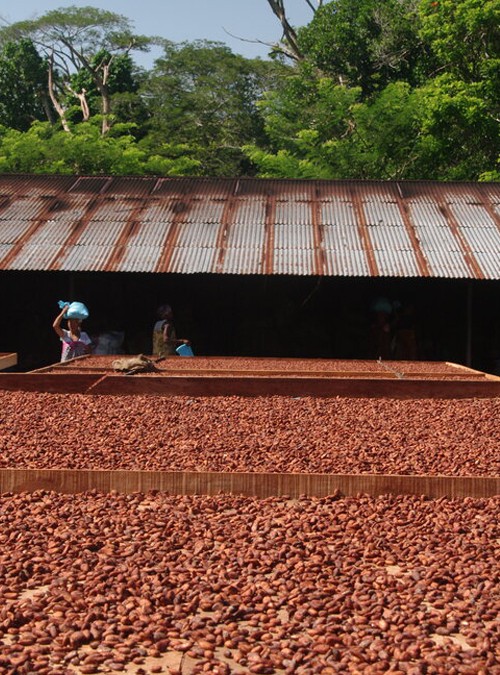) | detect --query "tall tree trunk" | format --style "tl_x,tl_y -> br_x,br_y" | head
47,56 -> 70,132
